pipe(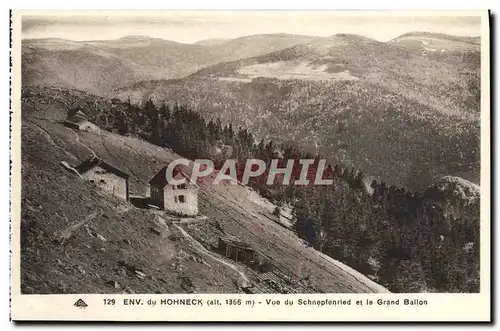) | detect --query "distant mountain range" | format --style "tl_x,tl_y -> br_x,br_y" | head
22,33 -> 320,94
22,31 -> 479,94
